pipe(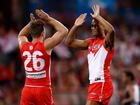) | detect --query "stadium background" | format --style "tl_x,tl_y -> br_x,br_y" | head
0,0 -> 140,105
